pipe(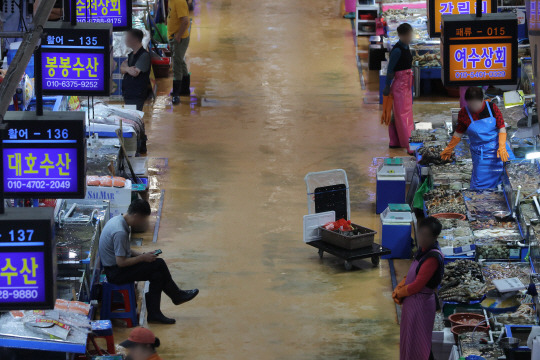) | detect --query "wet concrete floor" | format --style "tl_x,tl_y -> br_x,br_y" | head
113,0 -> 461,358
